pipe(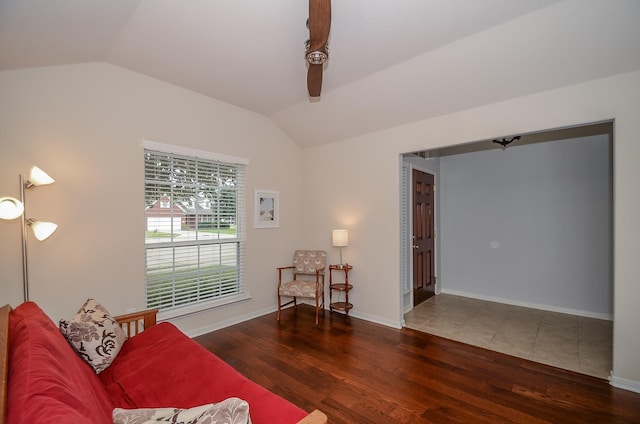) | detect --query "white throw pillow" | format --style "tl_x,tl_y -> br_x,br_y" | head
112,397 -> 252,424
59,298 -> 127,374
